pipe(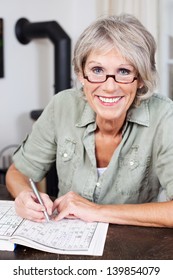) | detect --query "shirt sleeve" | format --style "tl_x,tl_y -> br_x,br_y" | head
13,96 -> 57,182
155,104 -> 173,200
